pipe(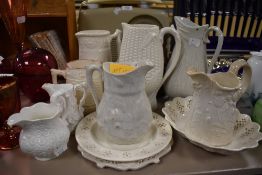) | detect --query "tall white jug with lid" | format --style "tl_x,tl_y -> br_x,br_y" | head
164,16 -> 224,98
